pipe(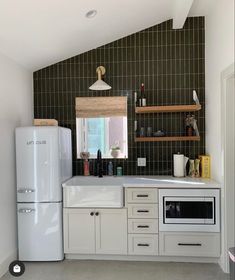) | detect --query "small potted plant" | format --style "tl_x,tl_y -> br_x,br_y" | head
110,142 -> 121,158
